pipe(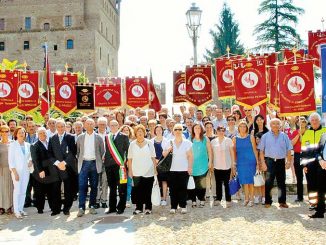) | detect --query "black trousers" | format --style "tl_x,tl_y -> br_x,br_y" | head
132,176 -> 154,211
188,173 -> 207,202
265,158 -> 286,205
25,174 -> 35,205
168,171 -> 189,209
62,167 -> 78,212
316,165 -> 326,215
214,169 -> 231,202
34,180 -> 61,213
293,153 -> 303,200
306,161 -> 319,202
106,164 -> 127,212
